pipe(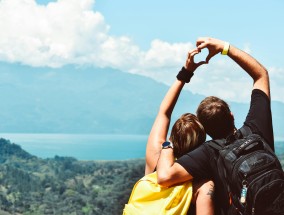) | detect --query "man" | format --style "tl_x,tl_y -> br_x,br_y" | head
156,37 -> 275,214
